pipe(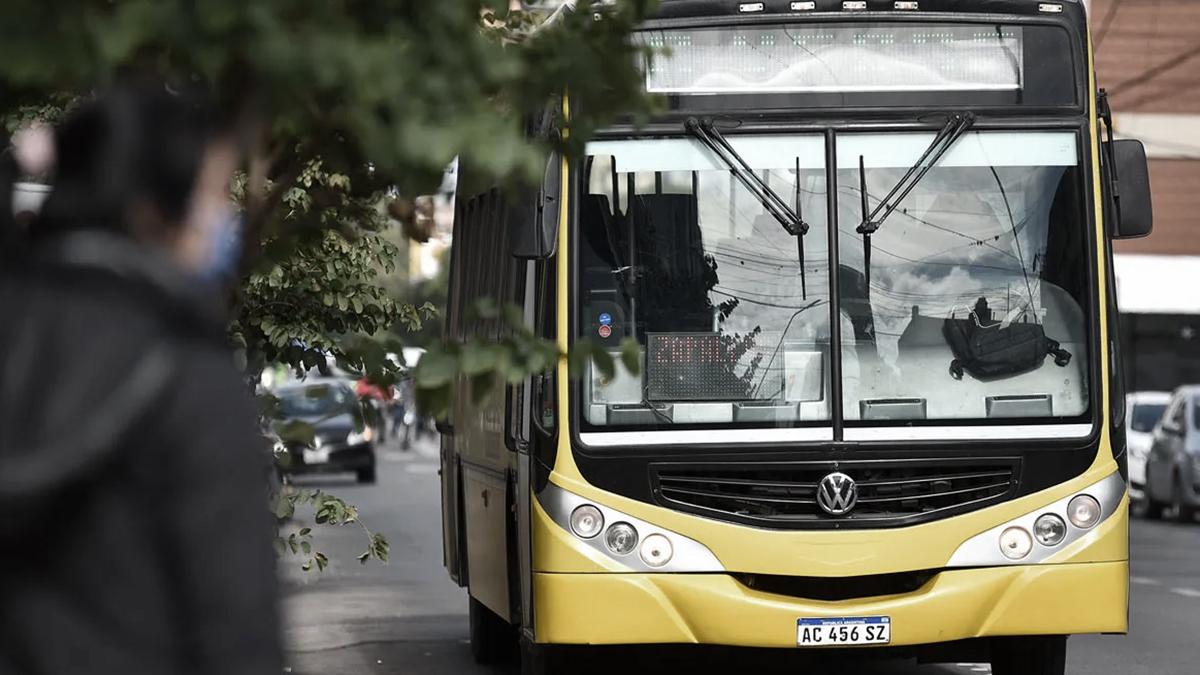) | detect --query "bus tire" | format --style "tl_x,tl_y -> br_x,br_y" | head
469,596 -> 513,665
990,636 -> 1066,675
